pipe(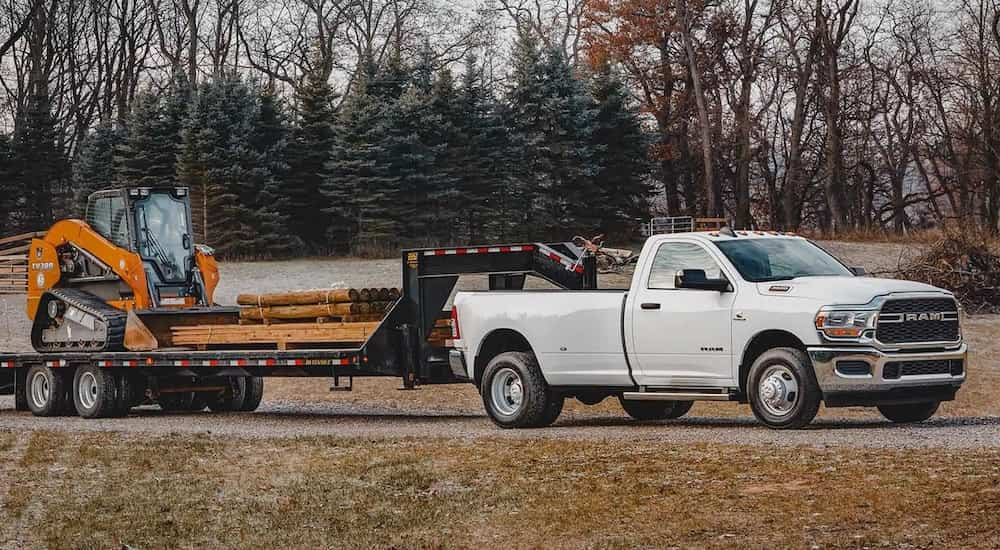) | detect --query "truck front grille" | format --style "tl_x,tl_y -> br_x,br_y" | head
876,298 -> 959,344
883,359 -> 963,379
